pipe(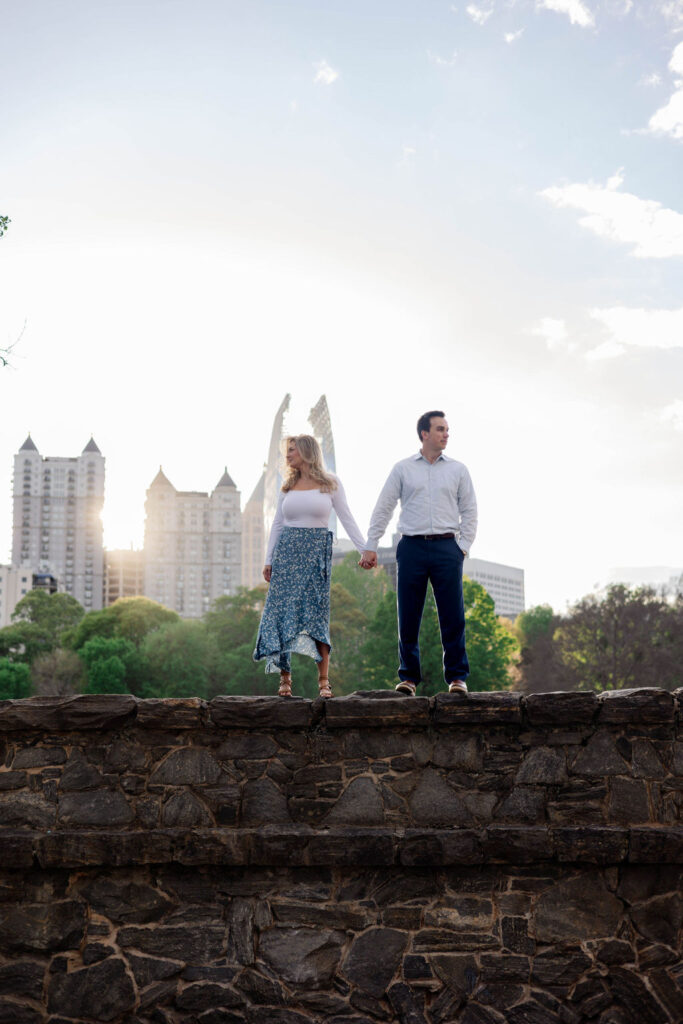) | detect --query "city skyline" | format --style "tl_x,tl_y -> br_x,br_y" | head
1,1 -> 682,612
